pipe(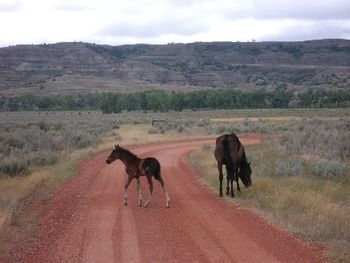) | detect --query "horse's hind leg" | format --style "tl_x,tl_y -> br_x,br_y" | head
236,177 -> 241,192
218,163 -> 223,197
230,179 -> 235,198
136,177 -> 142,206
226,175 -> 230,196
231,165 -> 238,197
144,175 -> 153,207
